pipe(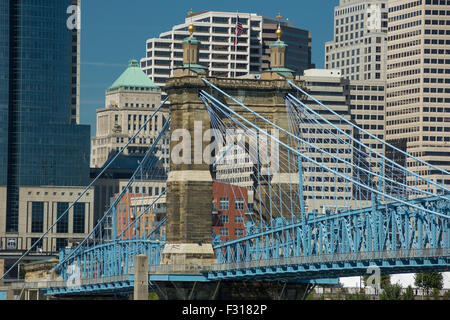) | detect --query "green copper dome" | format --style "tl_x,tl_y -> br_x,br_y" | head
269,40 -> 288,49
108,60 -> 159,92
182,36 -> 200,45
